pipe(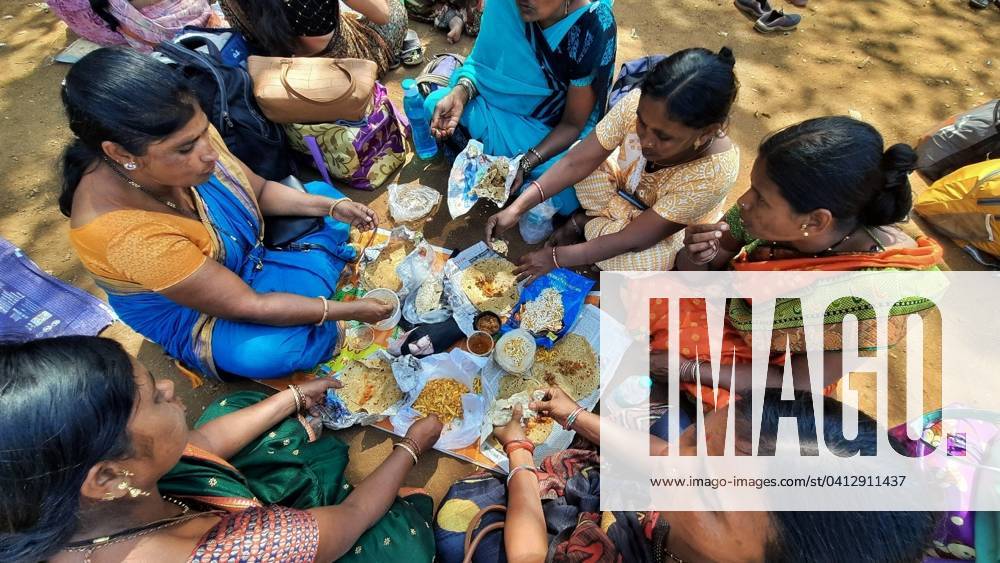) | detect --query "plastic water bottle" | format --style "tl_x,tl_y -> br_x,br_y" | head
401,79 -> 438,160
